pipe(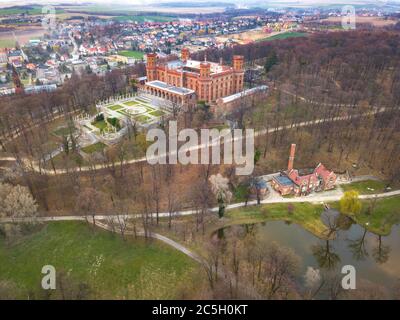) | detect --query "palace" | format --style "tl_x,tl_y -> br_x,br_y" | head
271,144 -> 337,196
143,48 -> 245,108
